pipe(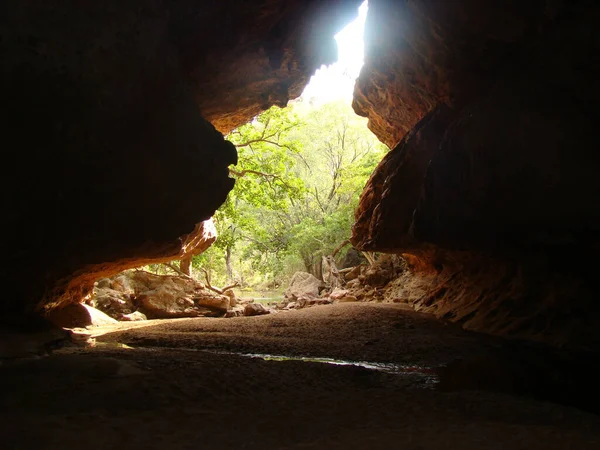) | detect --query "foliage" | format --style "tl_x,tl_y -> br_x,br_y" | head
191,99 -> 388,289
